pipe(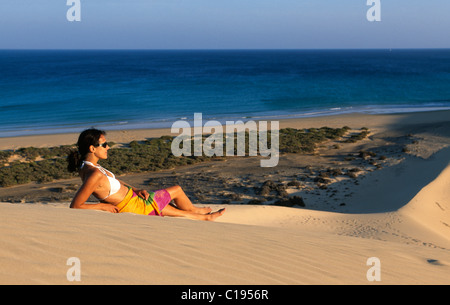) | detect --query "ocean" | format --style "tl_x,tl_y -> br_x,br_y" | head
1,49 -> 449,137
